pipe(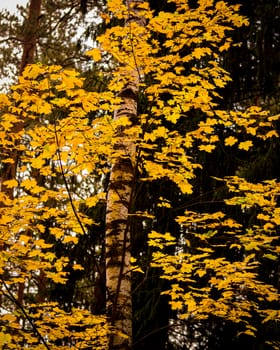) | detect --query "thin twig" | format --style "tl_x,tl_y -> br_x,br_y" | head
1,279 -> 51,350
